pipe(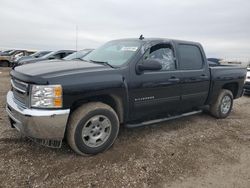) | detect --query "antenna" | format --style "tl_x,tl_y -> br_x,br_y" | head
139,34 -> 144,40
75,25 -> 78,59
